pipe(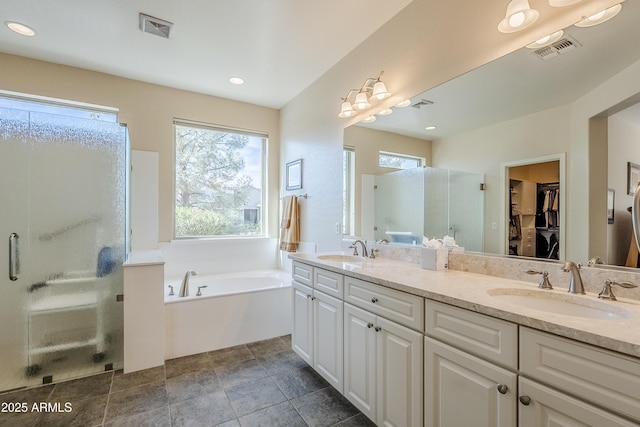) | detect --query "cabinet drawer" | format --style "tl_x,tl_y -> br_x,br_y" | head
292,261 -> 313,287
314,268 -> 344,299
426,300 -> 517,370
344,277 -> 424,332
520,327 -> 640,422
